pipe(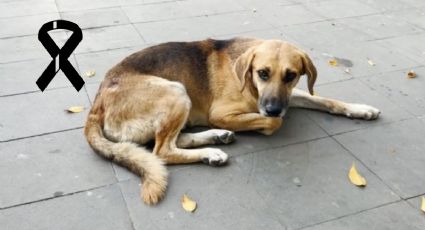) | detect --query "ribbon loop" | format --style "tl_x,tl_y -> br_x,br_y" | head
36,20 -> 84,92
